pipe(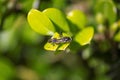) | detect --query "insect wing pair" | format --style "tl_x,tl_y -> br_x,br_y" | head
44,32 -> 72,51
